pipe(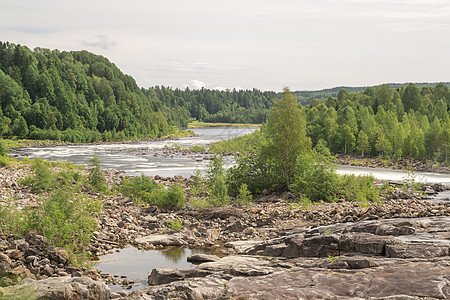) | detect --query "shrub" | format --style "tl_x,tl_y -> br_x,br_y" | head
236,183 -> 252,206
87,155 -> 107,192
27,190 -> 101,265
189,169 -> 204,196
155,185 -> 186,210
0,139 -> 8,156
290,152 -> 340,202
0,155 -> 9,168
166,219 -> 183,231
206,156 -> 229,206
338,174 -> 381,205
120,174 -> 158,203
20,159 -> 56,192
